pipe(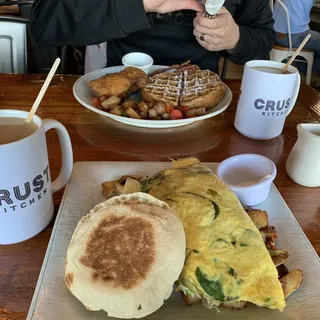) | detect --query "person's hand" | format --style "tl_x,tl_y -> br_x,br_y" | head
193,7 -> 240,52
143,0 -> 204,14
